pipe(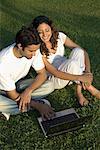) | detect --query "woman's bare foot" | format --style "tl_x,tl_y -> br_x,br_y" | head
86,85 -> 100,99
77,92 -> 89,106
95,91 -> 100,99
76,84 -> 89,106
